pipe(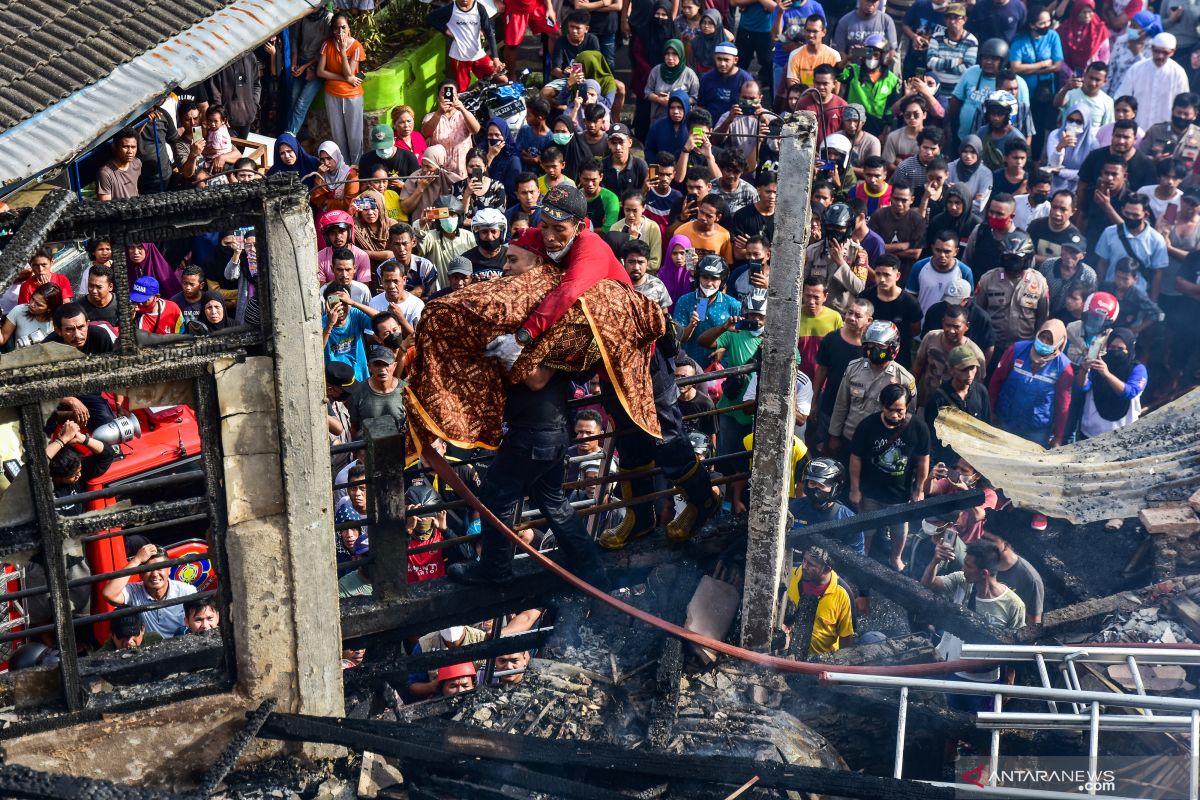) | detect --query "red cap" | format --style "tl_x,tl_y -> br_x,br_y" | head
437,662 -> 477,682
